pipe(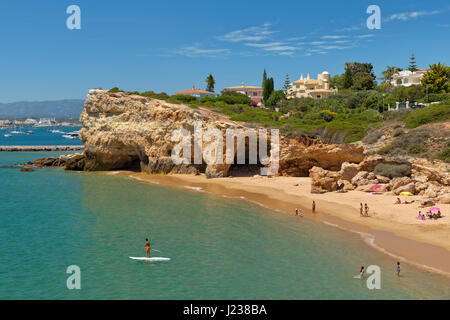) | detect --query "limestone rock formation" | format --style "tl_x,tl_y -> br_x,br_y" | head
279,142 -> 364,176
309,166 -> 341,193
340,162 -> 359,181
